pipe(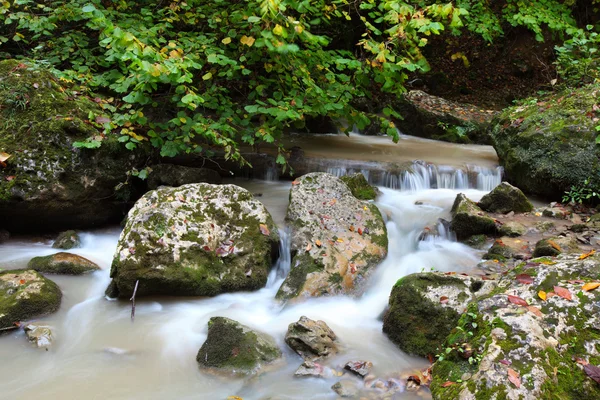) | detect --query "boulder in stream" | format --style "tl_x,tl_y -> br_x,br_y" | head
340,173 -> 379,200
478,182 -> 533,214
0,270 -> 62,329
28,252 -> 100,275
196,316 -> 281,376
276,173 -> 387,301
383,273 -> 496,358
533,236 -> 580,258
52,230 -> 81,250
107,183 -> 279,298
498,221 -> 527,237
24,323 -> 53,348
430,253 -> 600,399
450,193 -> 497,240
285,316 -> 339,361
